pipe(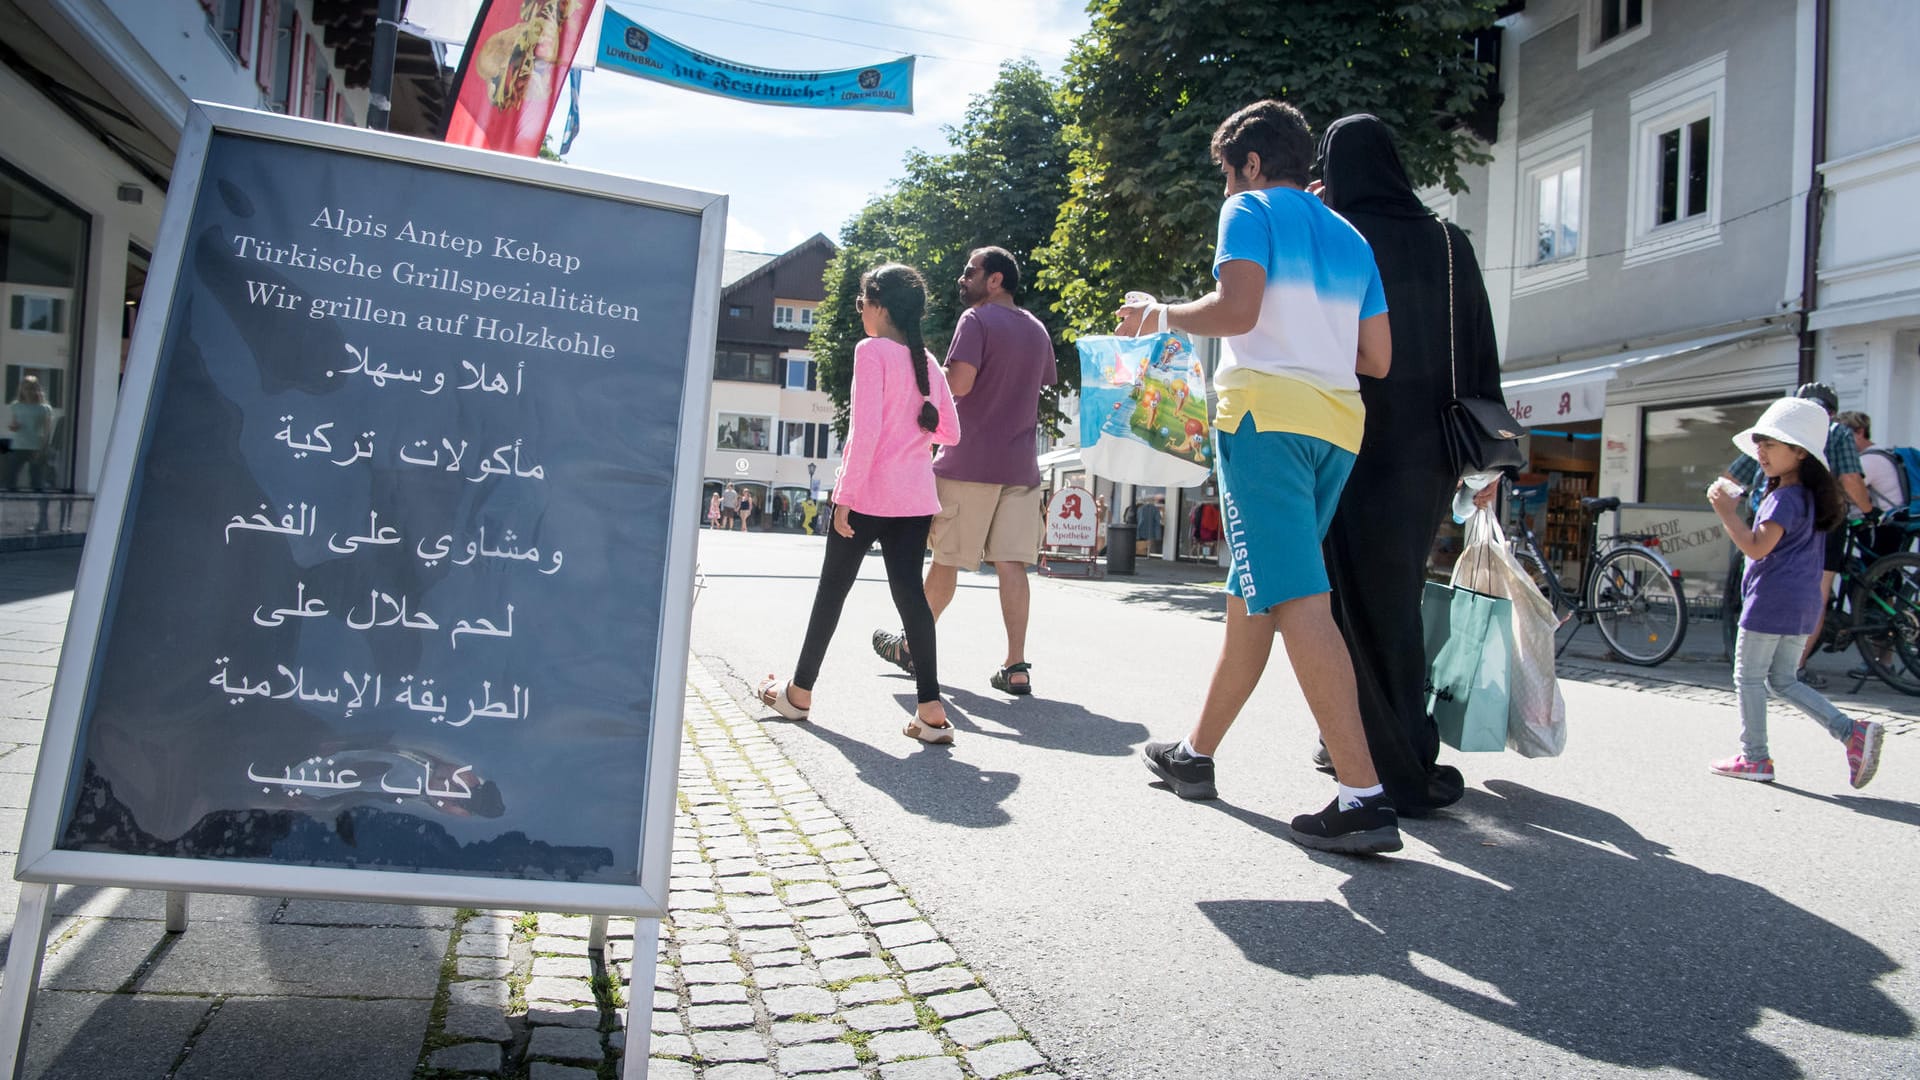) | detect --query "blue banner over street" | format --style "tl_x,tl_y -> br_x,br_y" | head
596,7 -> 914,114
